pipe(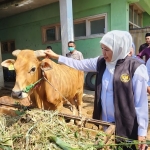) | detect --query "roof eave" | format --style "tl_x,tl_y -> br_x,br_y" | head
127,0 -> 139,4
137,0 -> 150,15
